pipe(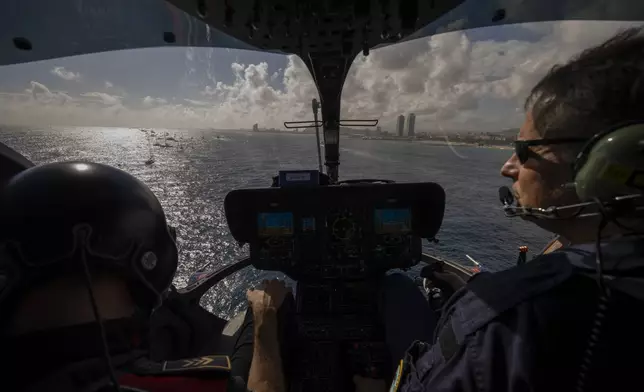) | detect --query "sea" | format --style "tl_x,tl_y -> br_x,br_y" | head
0,127 -> 552,318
